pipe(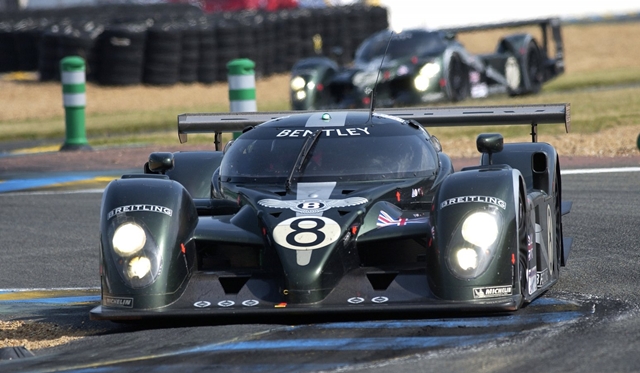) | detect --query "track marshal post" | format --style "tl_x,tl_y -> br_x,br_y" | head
227,58 -> 257,139
60,56 -> 91,151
